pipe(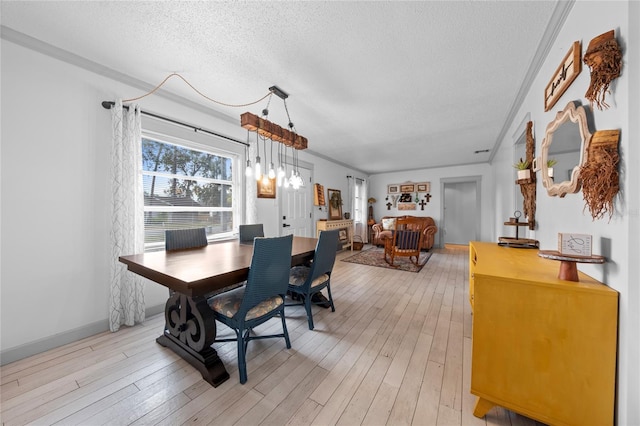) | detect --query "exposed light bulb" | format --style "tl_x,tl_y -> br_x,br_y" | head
277,165 -> 285,178
268,162 -> 276,179
254,156 -> 261,181
262,174 -> 270,186
245,159 -> 252,177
